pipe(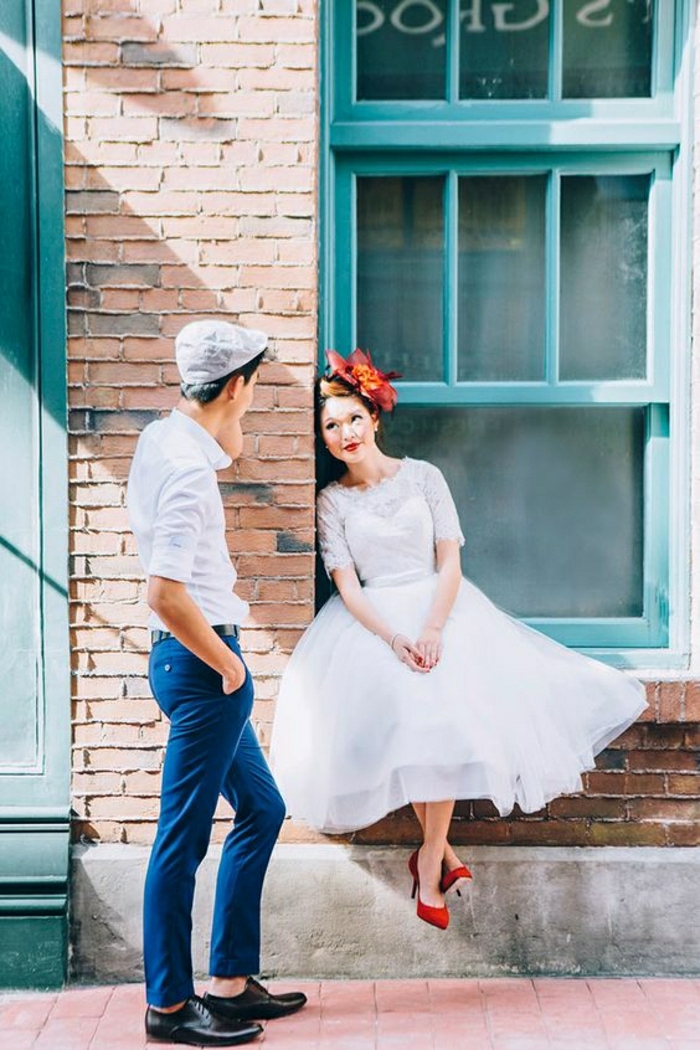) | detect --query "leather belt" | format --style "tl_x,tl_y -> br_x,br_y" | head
151,623 -> 239,645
